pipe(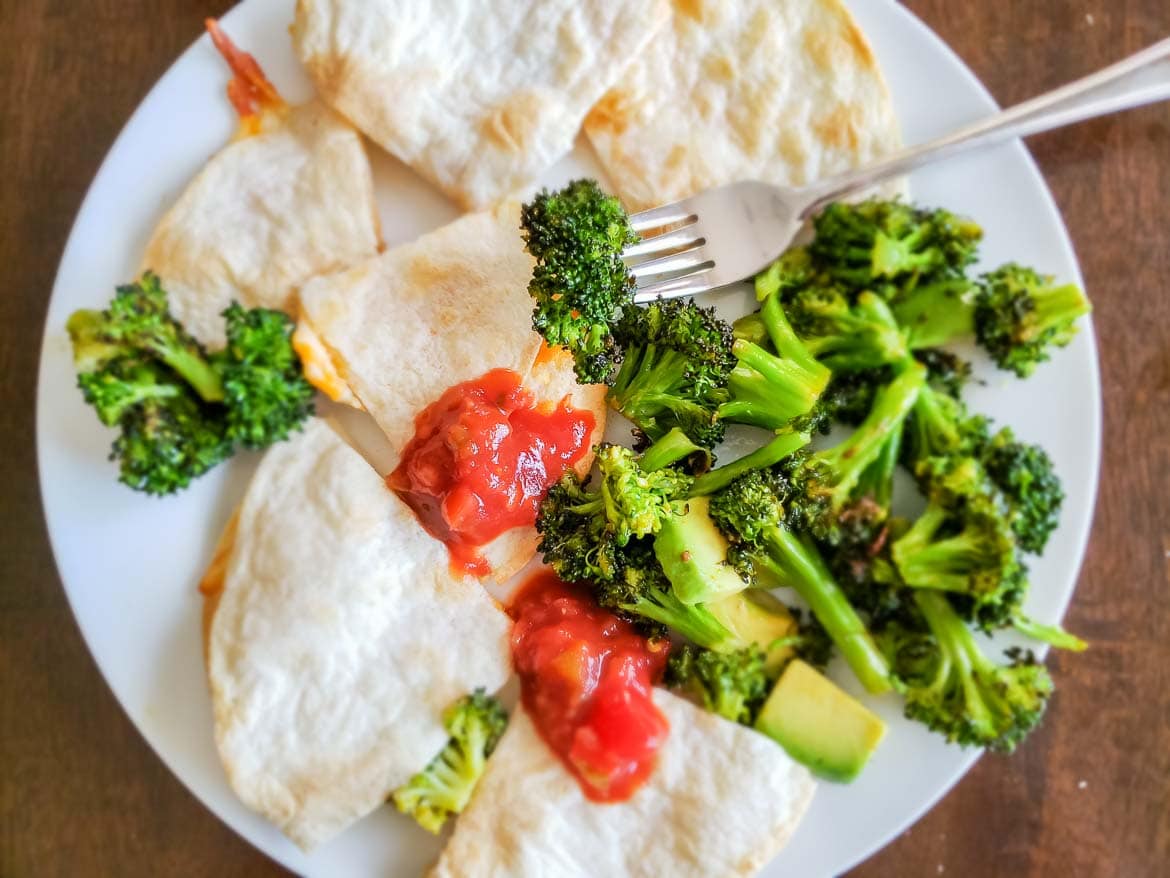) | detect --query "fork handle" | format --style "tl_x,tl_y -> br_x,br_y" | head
798,35 -> 1170,218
